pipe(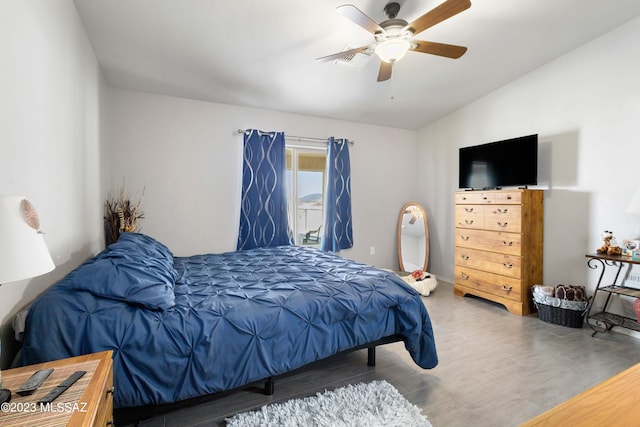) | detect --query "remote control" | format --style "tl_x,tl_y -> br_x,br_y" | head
37,370 -> 86,404
16,368 -> 54,396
